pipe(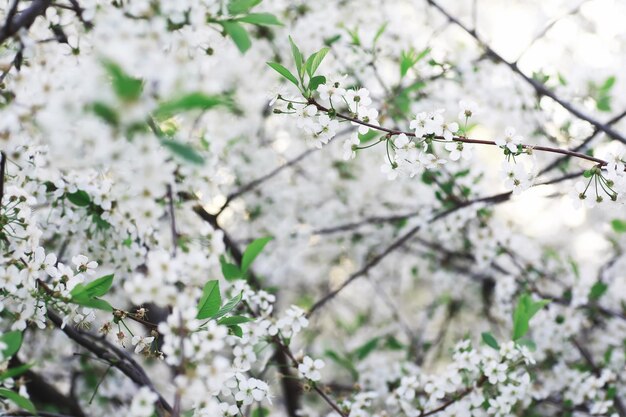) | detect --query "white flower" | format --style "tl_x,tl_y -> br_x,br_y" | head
276,306 -> 308,338
129,387 -> 158,417
442,121 -> 459,141
343,135 -> 360,160
500,161 -> 532,194
419,151 -> 447,170
234,377 -> 270,405
458,100 -> 478,120
484,360 -> 508,384
318,75 -> 347,101
381,162 -> 398,180
355,106 -> 379,134
395,133 -> 410,149
345,88 -> 372,110
132,335 -> 155,354
569,180 -> 596,209
445,141 -> 472,161
298,356 -> 325,382
410,112 -> 429,137
71,254 -> 98,275
424,111 -> 445,136
312,114 -> 339,148
495,127 -> 523,153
